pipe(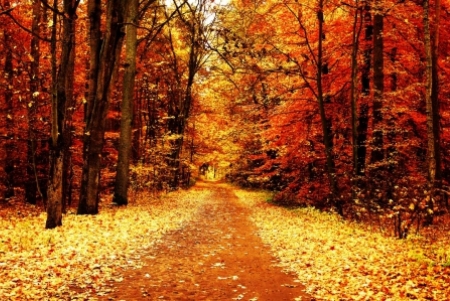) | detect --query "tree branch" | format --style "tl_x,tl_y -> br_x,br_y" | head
0,7 -> 14,16
5,11 -> 52,42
